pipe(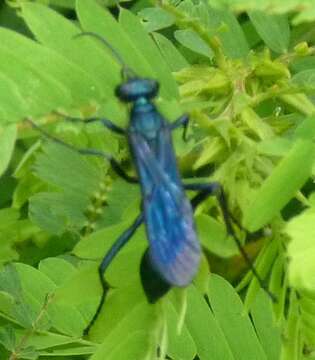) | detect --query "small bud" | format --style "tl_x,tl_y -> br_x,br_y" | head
294,42 -> 310,56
